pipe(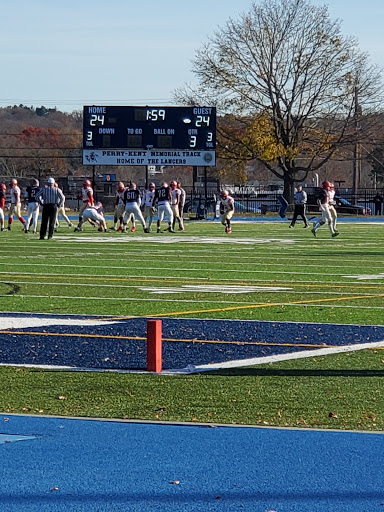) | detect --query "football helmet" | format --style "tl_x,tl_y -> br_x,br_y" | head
30,178 -> 39,187
0,183 -> 6,192
149,182 -> 155,190
130,182 -> 137,190
10,178 -> 17,187
96,201 -> 103,209
322,181 -> 331,189
117,182 -> 125,192
83,179 -> 92,188
220,190 -> 229,198
170,180 -> 177,189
